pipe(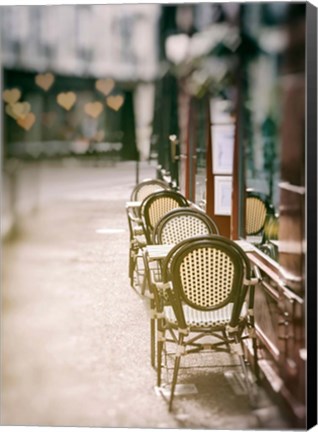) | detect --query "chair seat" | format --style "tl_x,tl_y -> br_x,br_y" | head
246,235 -> 262,245
164,302 -> 247,329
